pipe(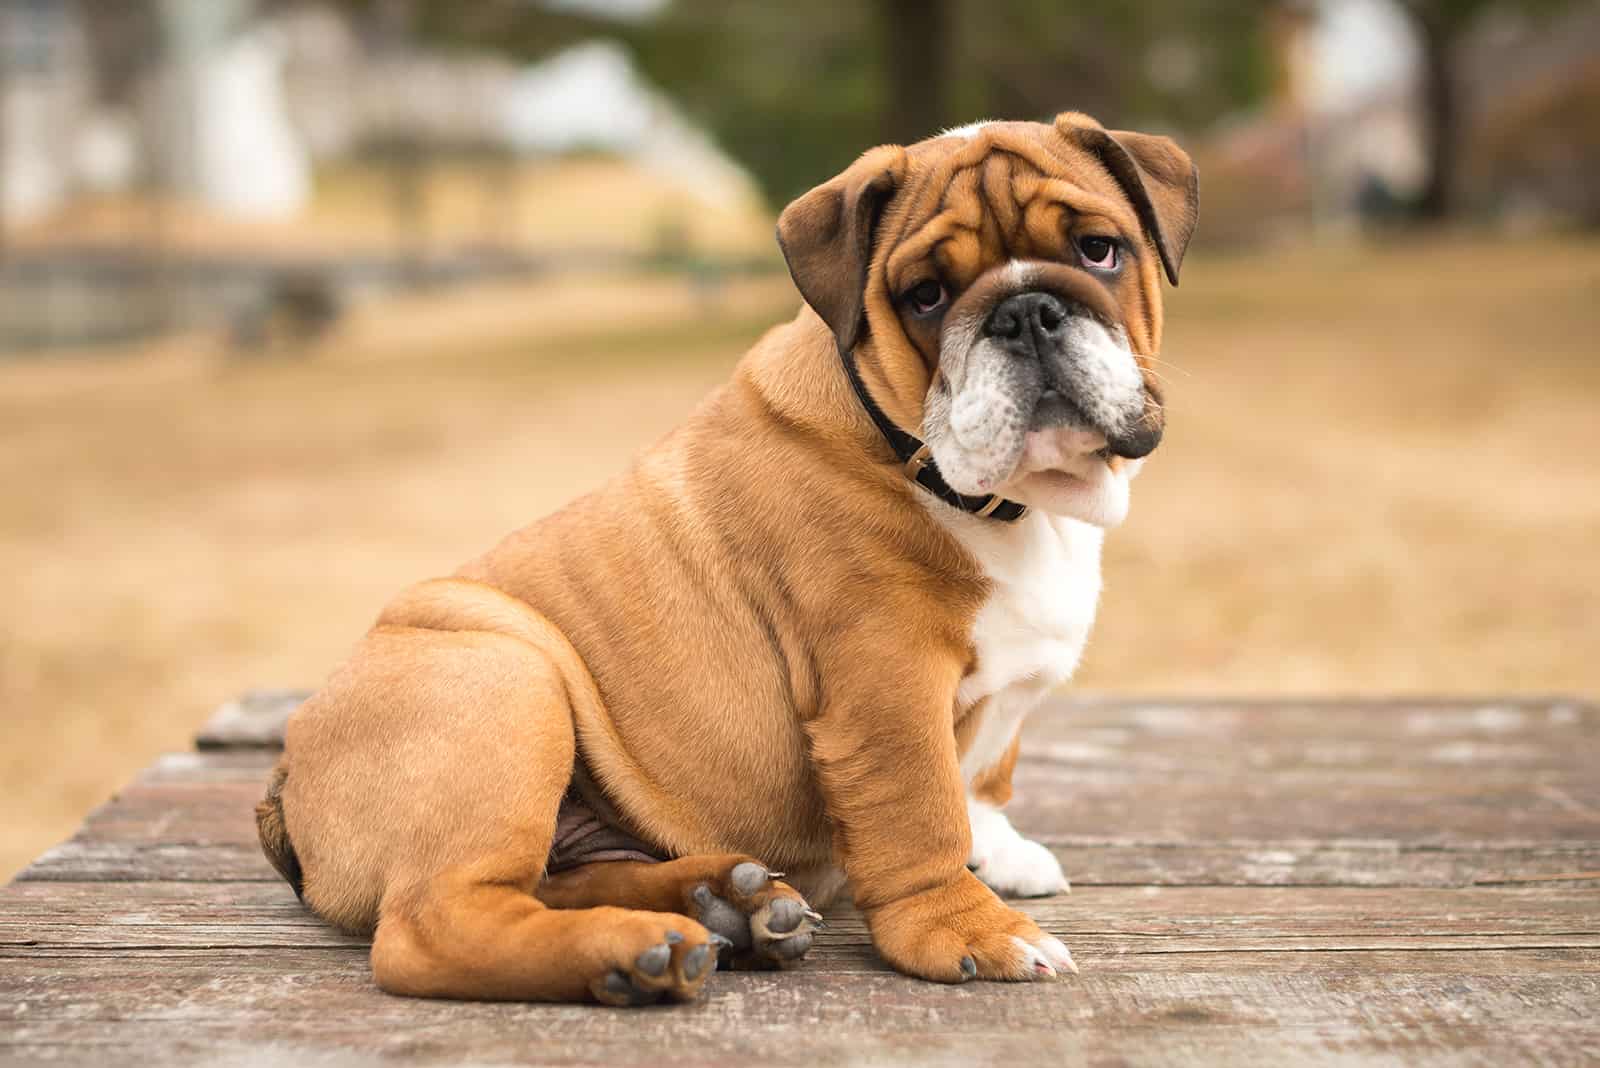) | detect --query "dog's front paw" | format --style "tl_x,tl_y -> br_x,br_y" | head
968,801 -> 1069,898
684,860 -> 822,969
971,836 -> 1069,898
866,870 -> 1076,983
